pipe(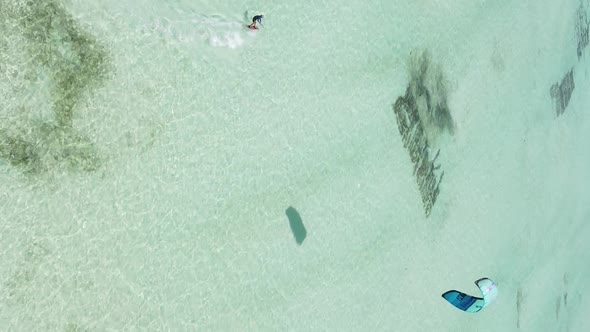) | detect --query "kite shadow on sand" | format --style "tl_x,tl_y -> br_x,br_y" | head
285,206 -> 307,245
